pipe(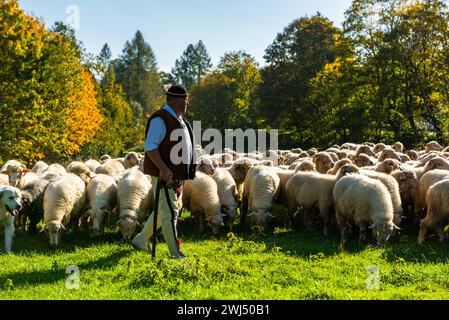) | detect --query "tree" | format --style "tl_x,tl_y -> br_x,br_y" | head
172,40 -> 212,90
0,0 -> 103,164
114,31 -> 164,114
258,14 -> 347,147
81,64 -> 134,157
189,51 -> 261,132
